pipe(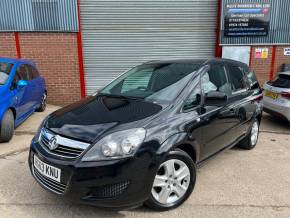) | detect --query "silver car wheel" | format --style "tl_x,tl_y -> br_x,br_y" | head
250,121 -> 259,146
151,159 -> 190,205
